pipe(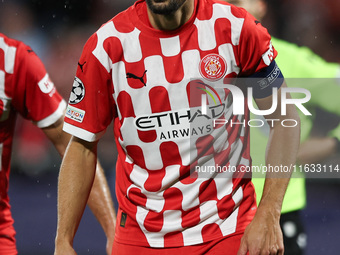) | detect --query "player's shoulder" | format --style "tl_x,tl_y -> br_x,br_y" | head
0,33 -> 25,50
0,33 -> 34,68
